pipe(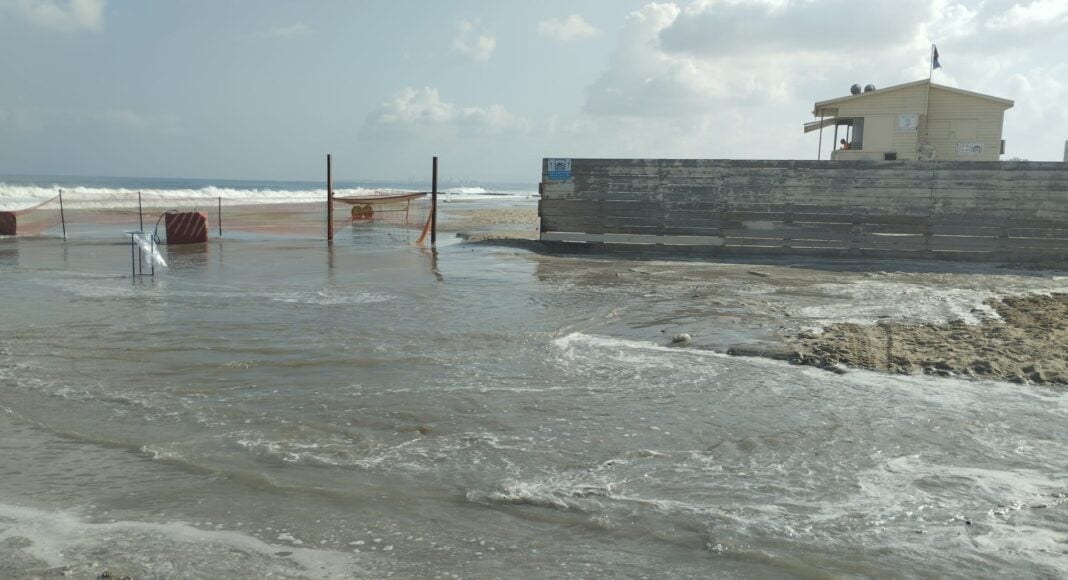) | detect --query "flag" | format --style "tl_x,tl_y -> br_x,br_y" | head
932,44 -> 941,69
